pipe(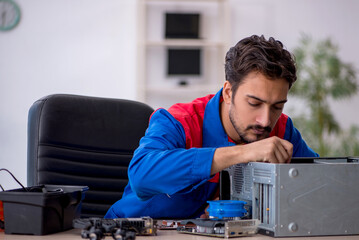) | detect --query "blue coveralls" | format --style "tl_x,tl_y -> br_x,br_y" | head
105,89 -> 318,218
